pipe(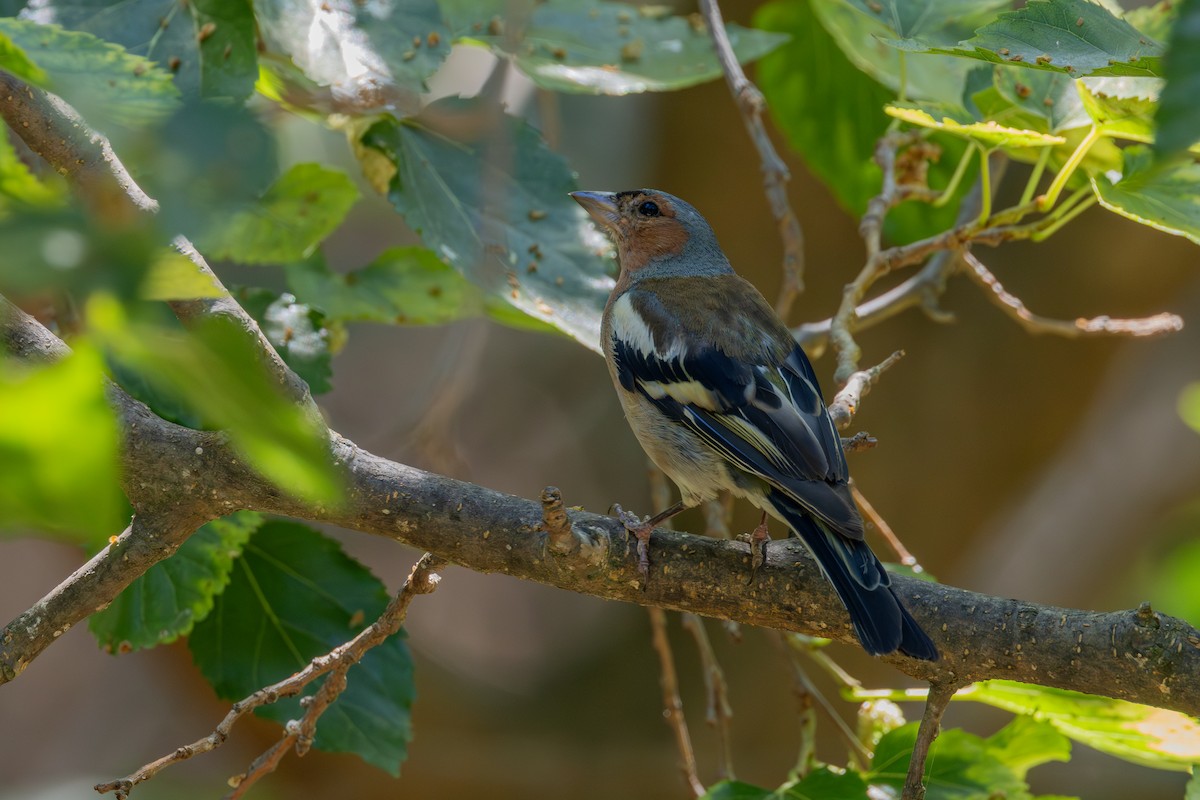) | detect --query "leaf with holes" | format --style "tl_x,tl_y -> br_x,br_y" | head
200,163 -> 360,265
906,0 -> 1165,78
0,18 -> 179,127
451,0 -> 786,95
256,0 -> 449,112
886,103 -> 1066,149
24,0 -> 257,102
361,97 -> 614,352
